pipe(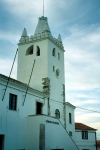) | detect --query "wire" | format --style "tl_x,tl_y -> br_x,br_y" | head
76,106 -> 100,113
22,60 -> 36,106
2,48 -> 18,101
48,98 -> 100,114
